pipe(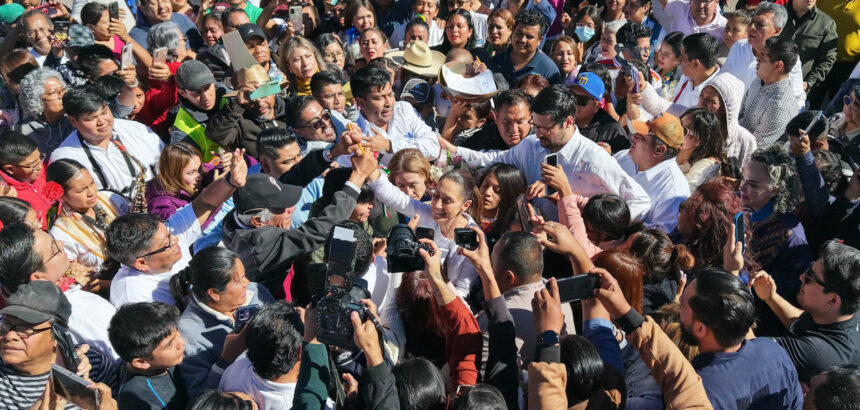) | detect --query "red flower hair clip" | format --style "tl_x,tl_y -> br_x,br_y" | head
44,181 -> 64,202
